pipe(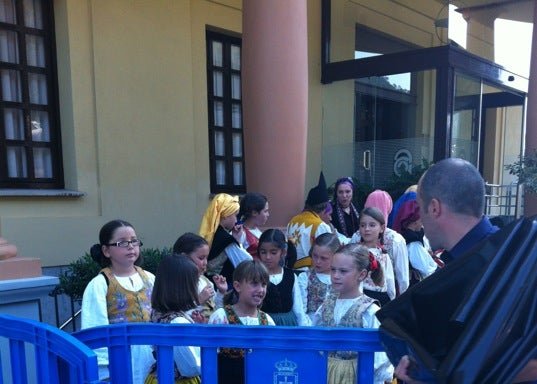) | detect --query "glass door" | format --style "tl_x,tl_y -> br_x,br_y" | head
354,70 -> 436,189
